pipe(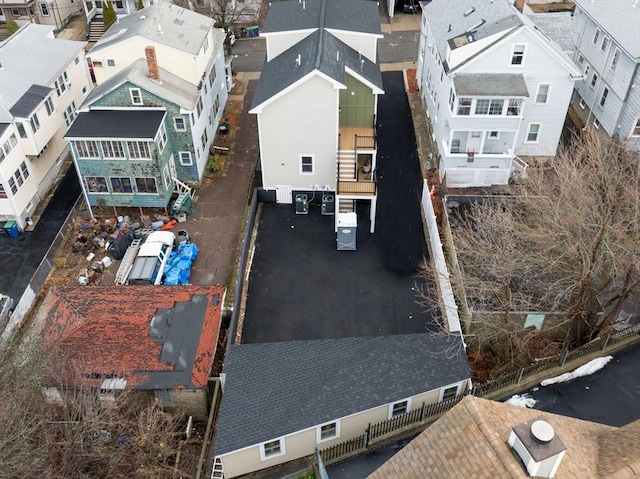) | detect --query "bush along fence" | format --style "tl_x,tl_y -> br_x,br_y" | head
318,394 -> 466,466
473,322 -> 640,399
